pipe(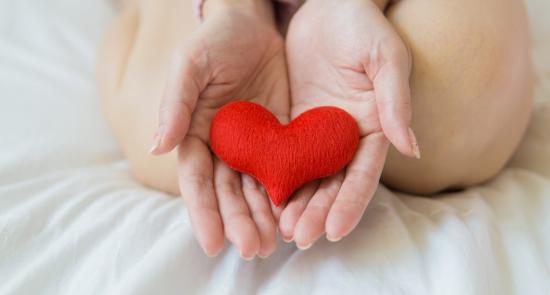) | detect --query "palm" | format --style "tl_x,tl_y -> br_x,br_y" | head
280,0 -> 412,248
186,12 -> 289,143
290,64 -> 381,139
